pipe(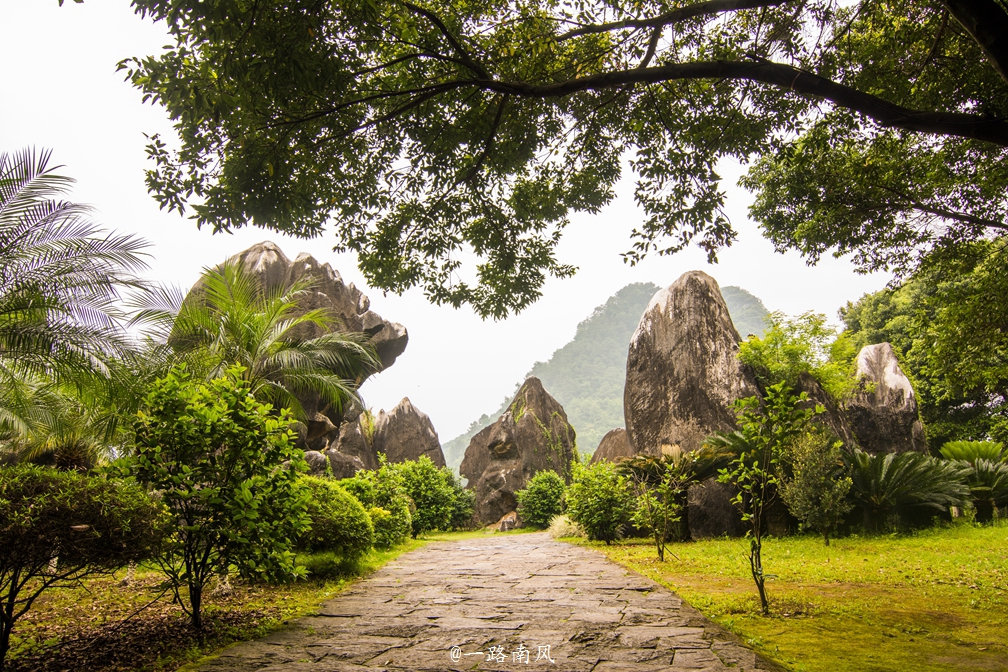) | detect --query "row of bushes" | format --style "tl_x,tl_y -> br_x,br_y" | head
514,429 -> 1006,549
0,368 -> 475,670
